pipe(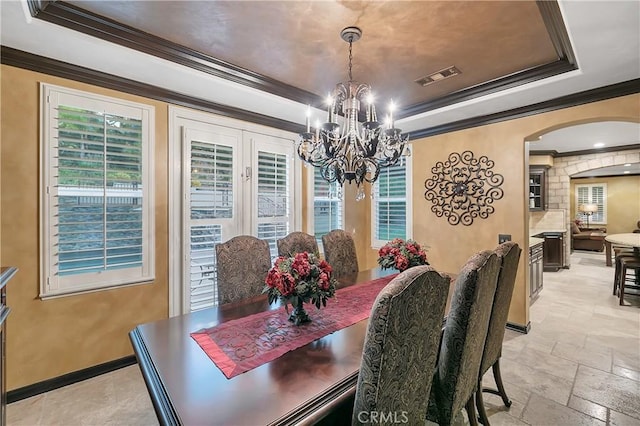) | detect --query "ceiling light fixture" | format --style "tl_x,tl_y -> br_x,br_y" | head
594,142 -> 605,148
624,163 -> 631,167
296,26 -> 408,201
